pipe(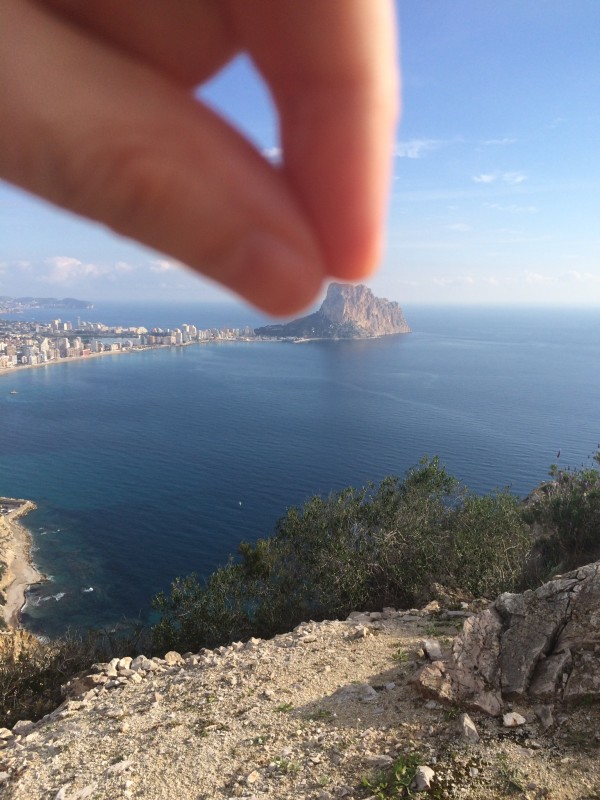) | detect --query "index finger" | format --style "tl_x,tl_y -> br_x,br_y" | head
230,0 -> 400,281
